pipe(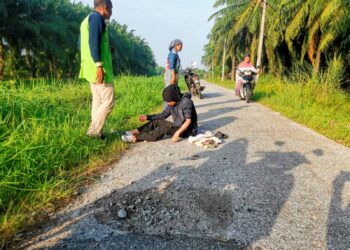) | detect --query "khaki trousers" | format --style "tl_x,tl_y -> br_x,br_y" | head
87,82 -> 115,136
